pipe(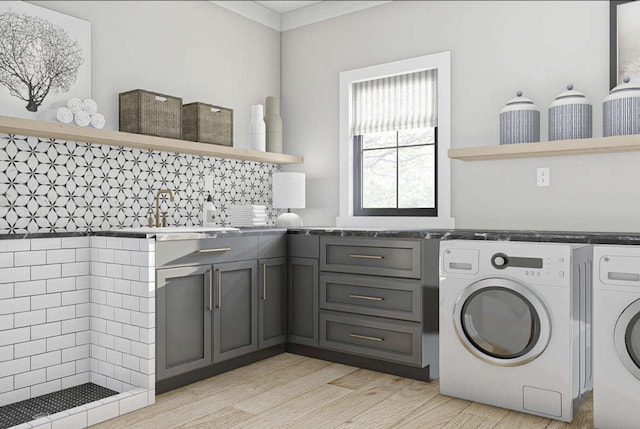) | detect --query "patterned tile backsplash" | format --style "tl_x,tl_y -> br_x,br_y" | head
0,134 -> 280,234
